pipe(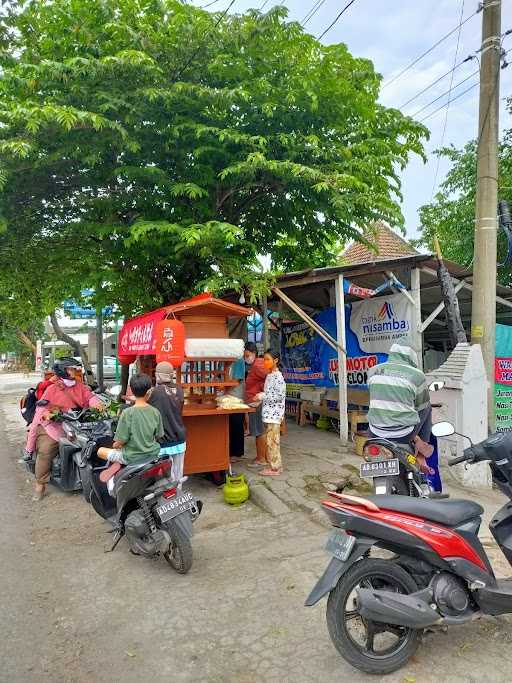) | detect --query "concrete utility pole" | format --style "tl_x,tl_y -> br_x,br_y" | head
471,0 -> 501,428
